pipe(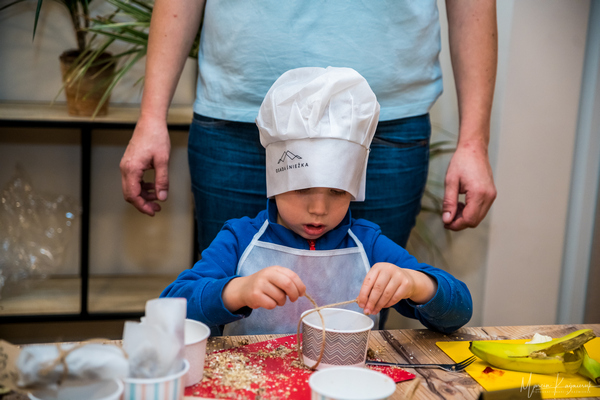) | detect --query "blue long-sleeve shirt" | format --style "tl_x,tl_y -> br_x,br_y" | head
161,199 -> 472,334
